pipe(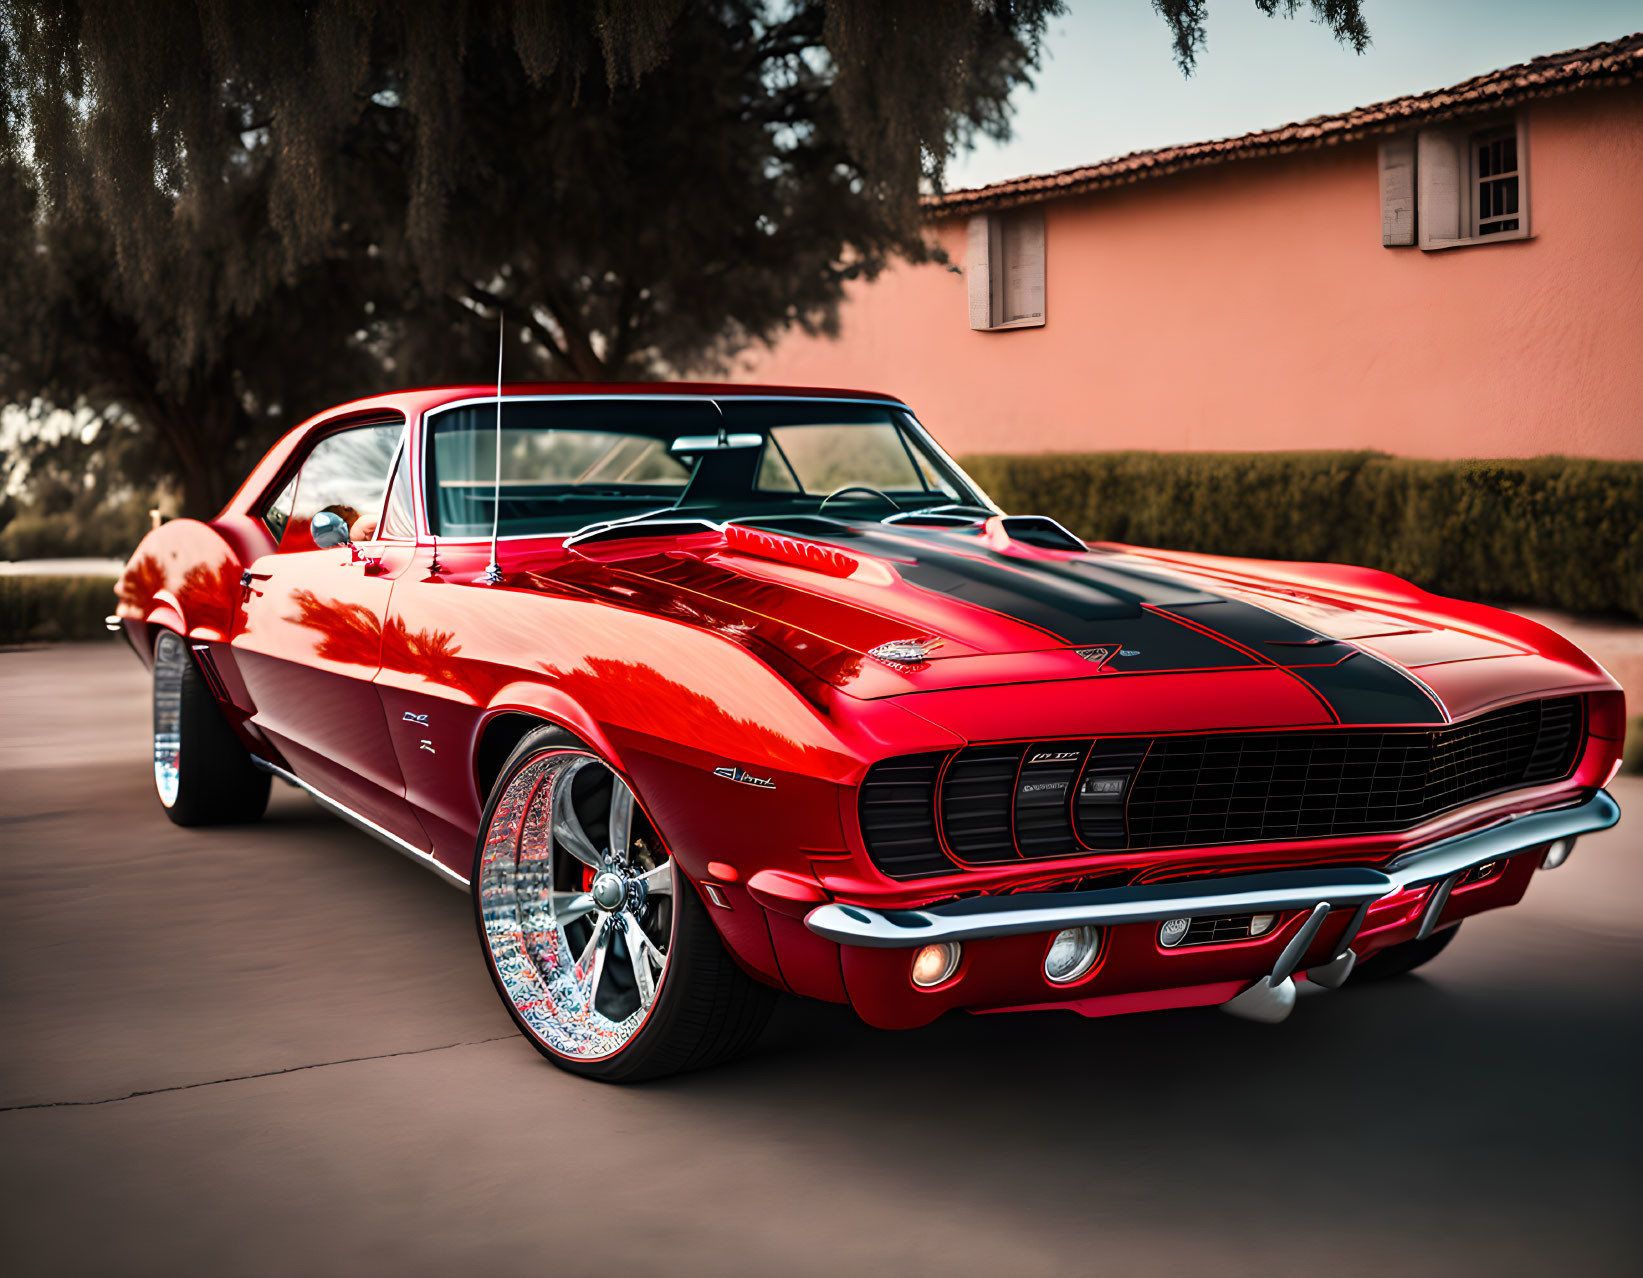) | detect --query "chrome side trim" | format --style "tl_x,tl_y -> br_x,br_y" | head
250,755 -> 470,890
806,790 -> 1620,949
